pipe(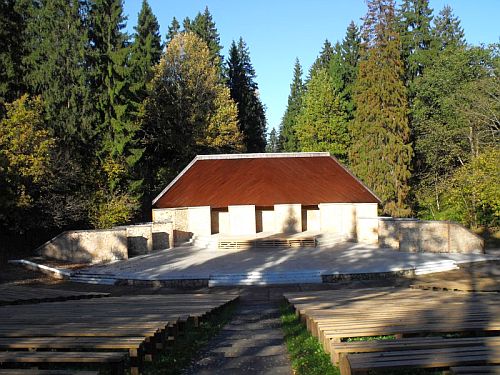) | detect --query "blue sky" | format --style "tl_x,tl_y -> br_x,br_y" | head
123,0 -> 500,133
